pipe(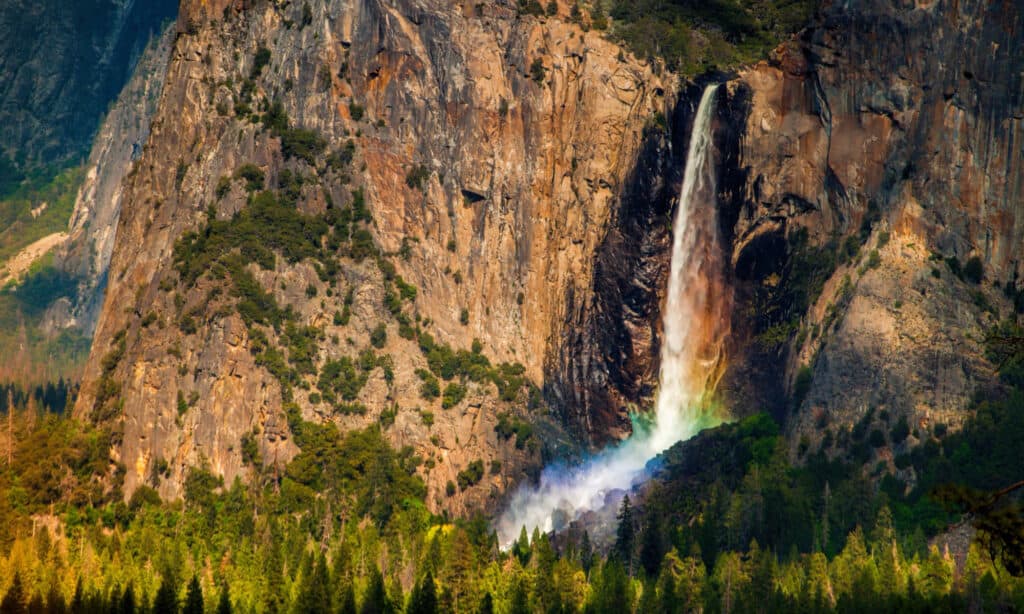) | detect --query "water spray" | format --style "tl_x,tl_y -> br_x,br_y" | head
496,84 -> 731,547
